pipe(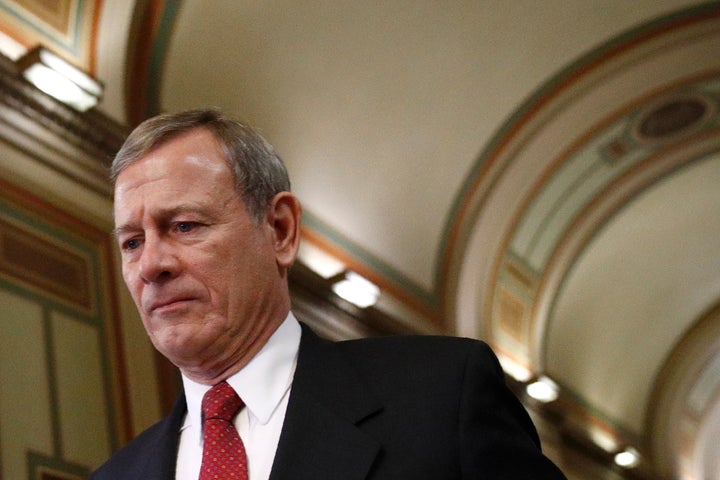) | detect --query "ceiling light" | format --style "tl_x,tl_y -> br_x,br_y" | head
497,354 -> 533,382
298,242 -> 346,279
614,447 -> 640,468
16,46 -> 103,111
0,31 -> 24,60
588,427 -> 619,453
332,271 -> 380,308
525,376 -> 560,403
